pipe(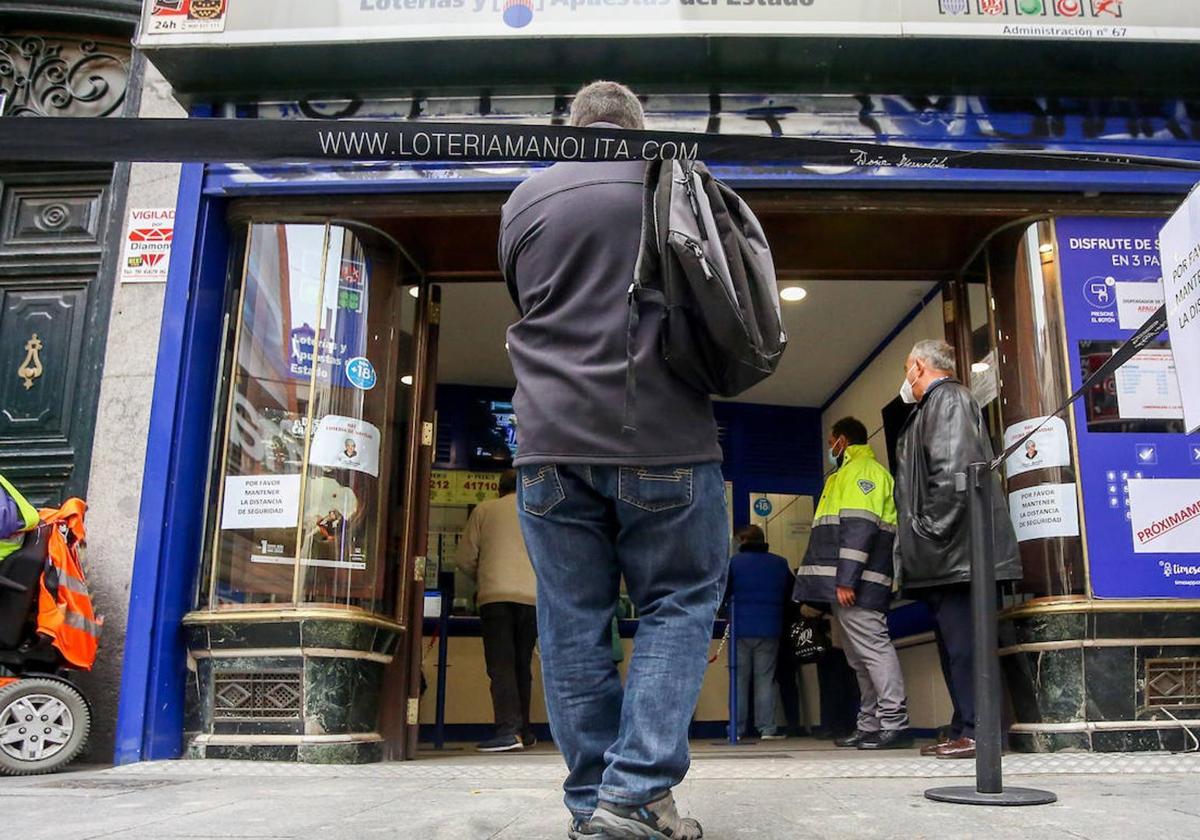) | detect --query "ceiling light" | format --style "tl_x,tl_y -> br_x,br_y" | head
401,375 -> 414,386
780,286 -> 807,302
408,287 -> 420,298
971,362 -> 991,374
